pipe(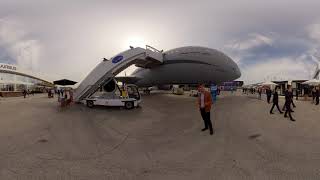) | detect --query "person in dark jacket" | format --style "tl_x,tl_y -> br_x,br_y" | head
282,88 -> 295,112
258,88 -> 262,99
290,90 -> 296,108
23,89 -> 27,98
316,87 -> 319,105
312,88 -> 316,104
270,86 -> 283,114
284,86 -> 295,121
266,88 -> 272,104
